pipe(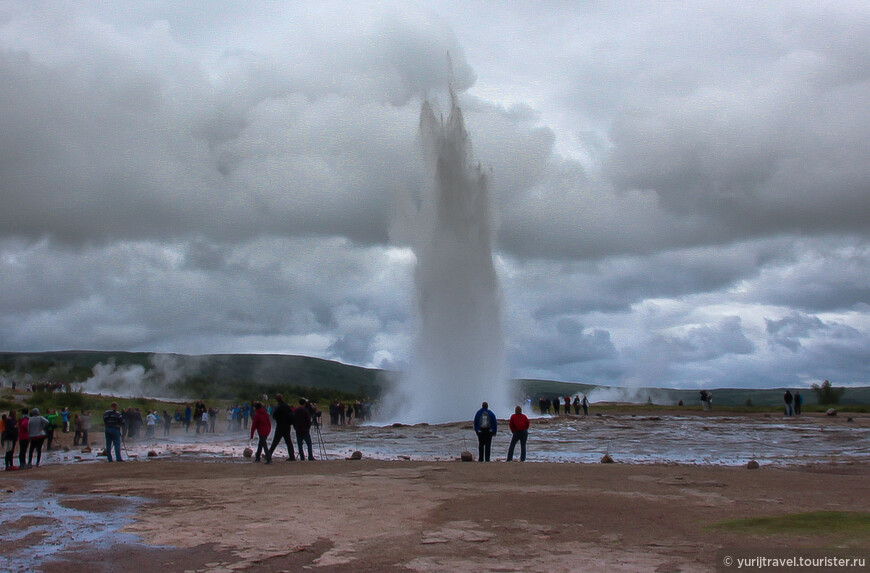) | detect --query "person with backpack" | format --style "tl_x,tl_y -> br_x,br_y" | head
473,401 -> 498,462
